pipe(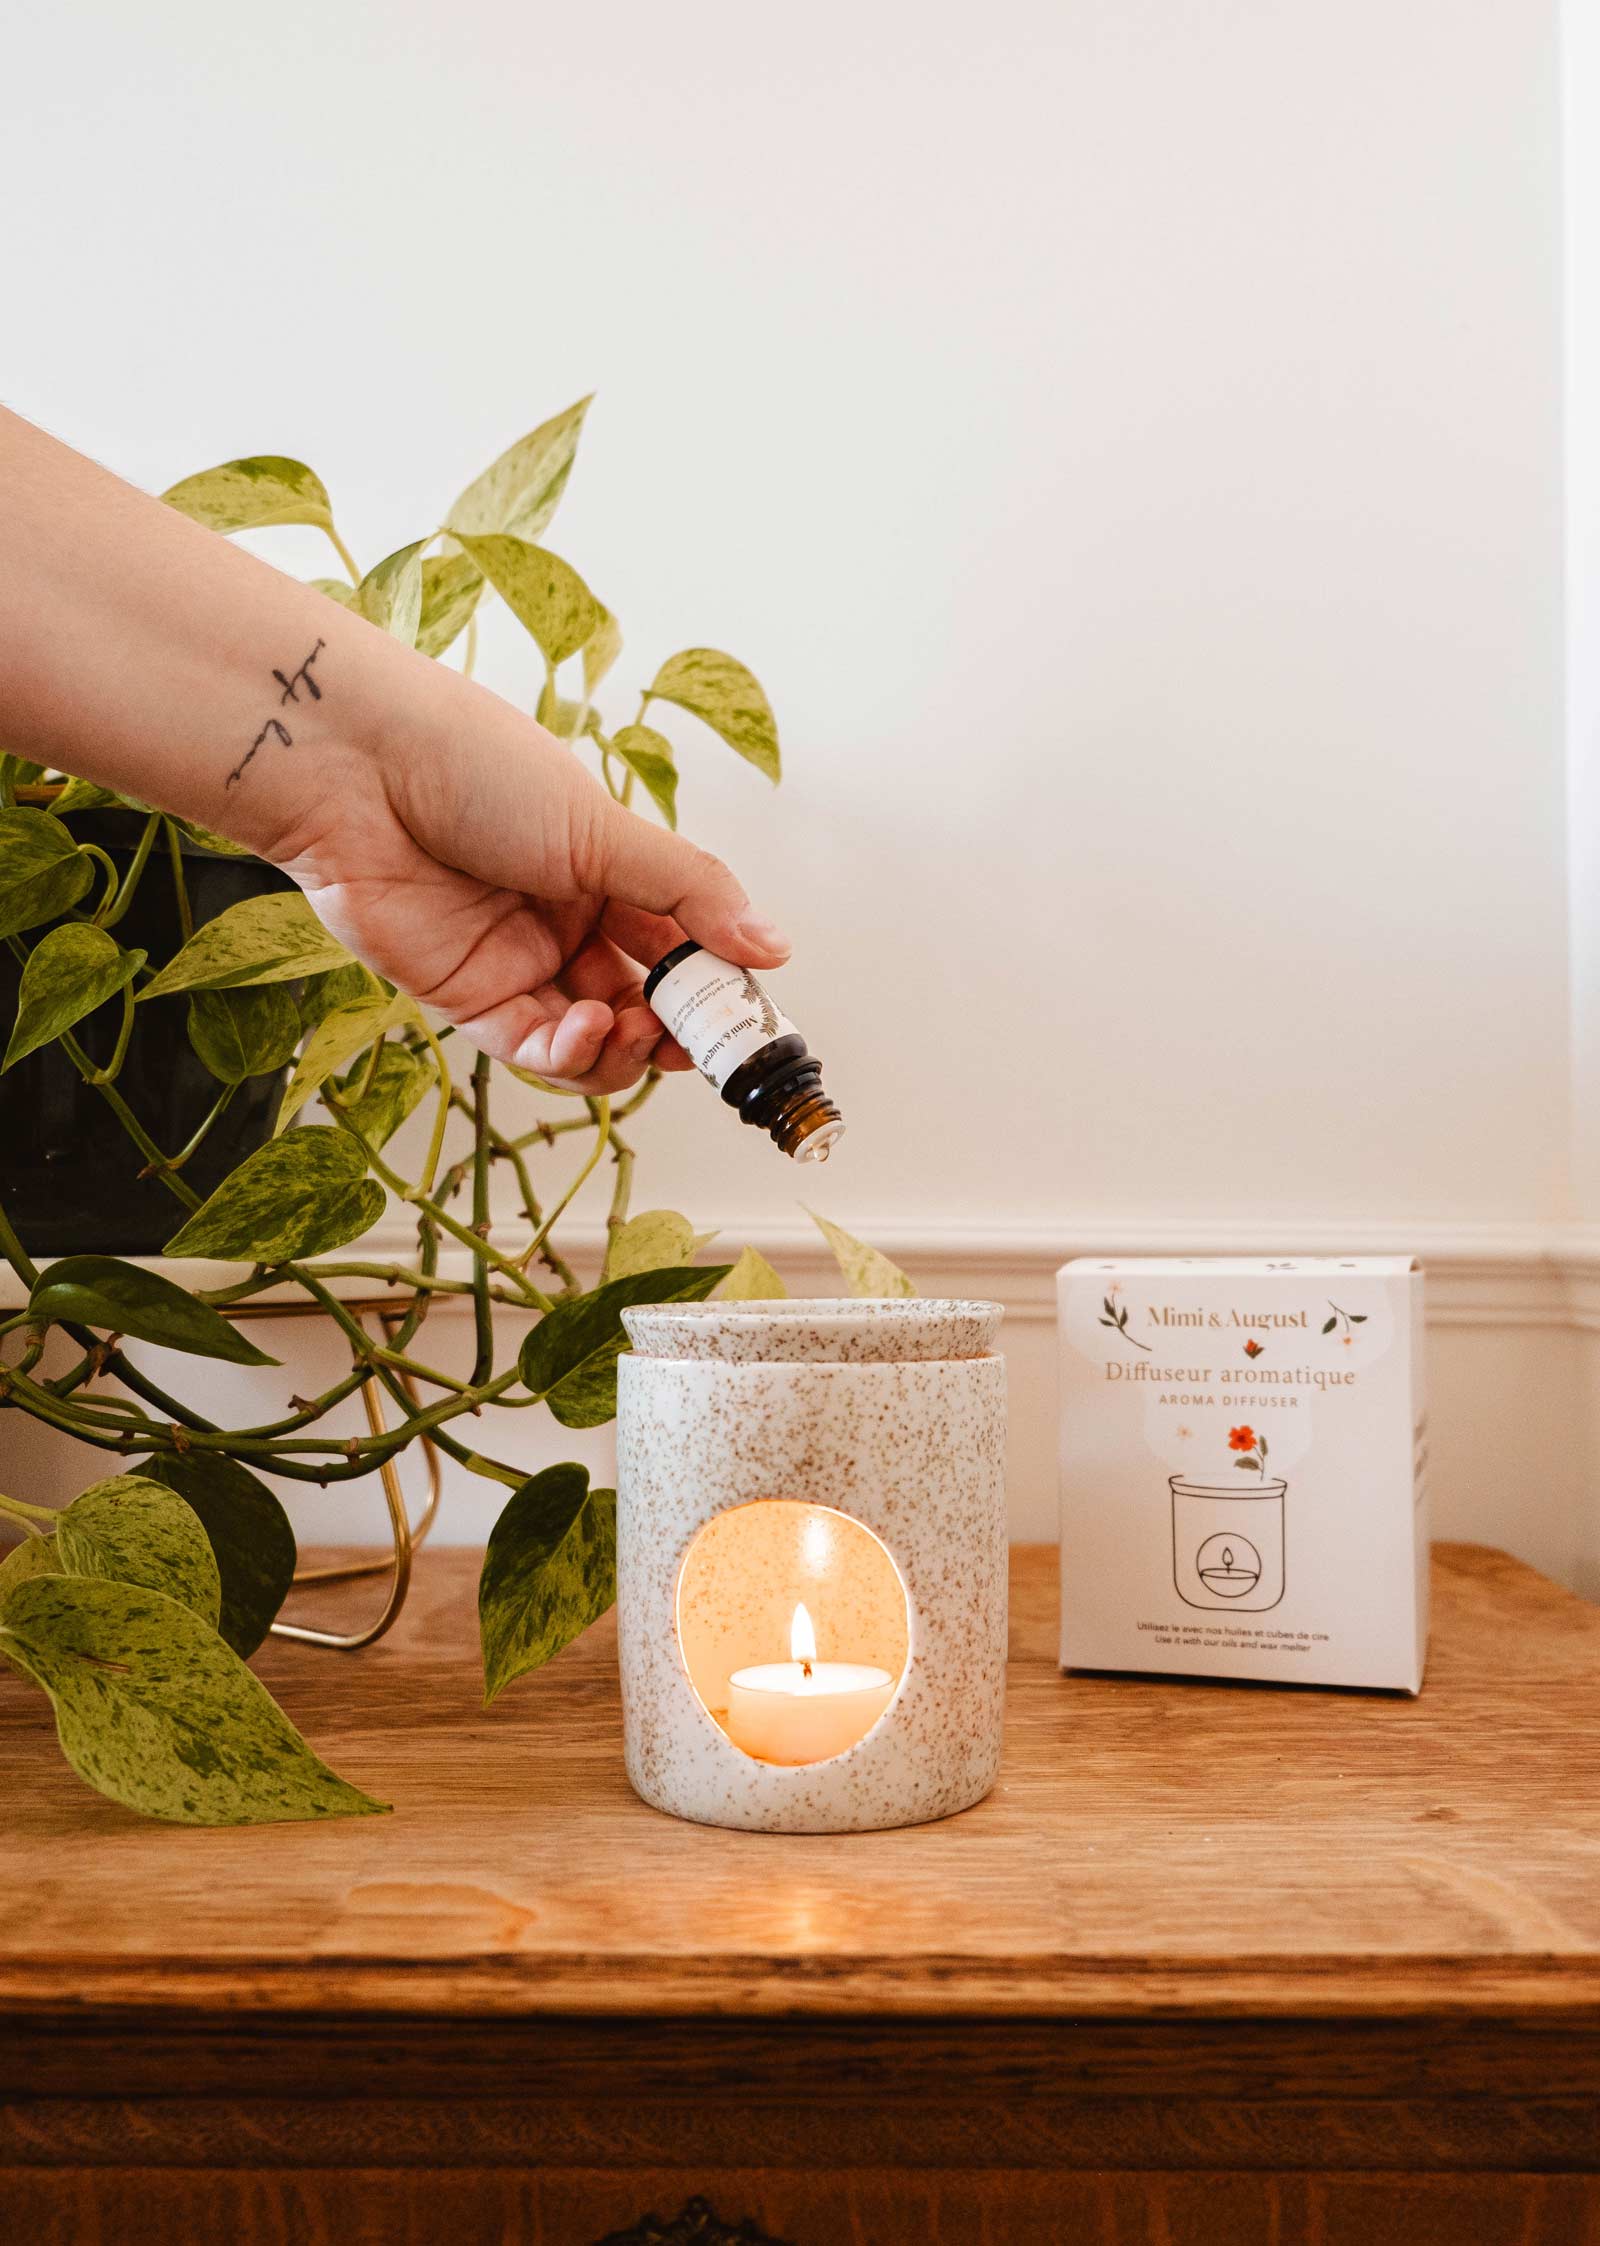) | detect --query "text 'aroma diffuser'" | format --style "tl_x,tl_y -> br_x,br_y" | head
615,1299 -> 1007,1833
